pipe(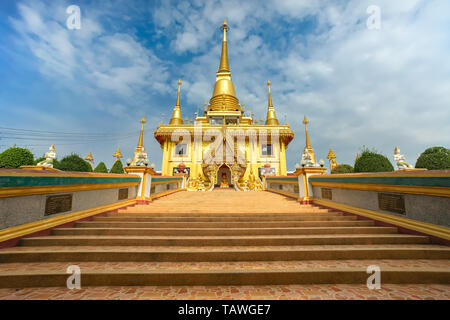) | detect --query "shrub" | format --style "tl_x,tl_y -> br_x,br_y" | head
331,164 -> 354,174
0,147 -> 34,168
415,147 -> 450,170
58,154 -> 93,172
94,162 -> 108,173
110,160 -> 124,174
354,149 -> 394,173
